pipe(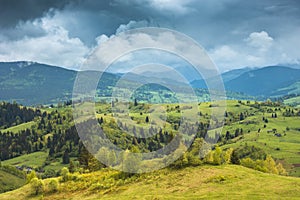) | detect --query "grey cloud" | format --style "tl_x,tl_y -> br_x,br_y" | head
0,0 -> 299,69
0,0 -> 71,27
